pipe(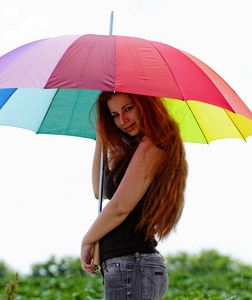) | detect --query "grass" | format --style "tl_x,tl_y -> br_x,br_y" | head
1,250 -> 252,299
